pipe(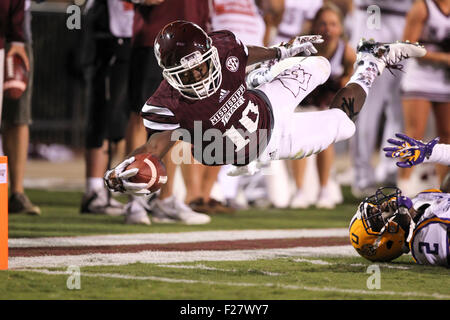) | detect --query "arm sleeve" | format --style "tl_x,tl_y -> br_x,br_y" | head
425,144 -> 450,166
141,103 -> 181,133
6,0 -> 25,43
